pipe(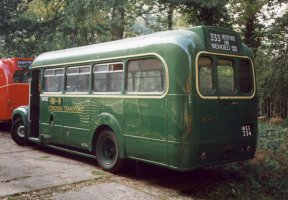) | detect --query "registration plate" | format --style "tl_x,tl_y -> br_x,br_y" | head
242,124 -> 252,137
